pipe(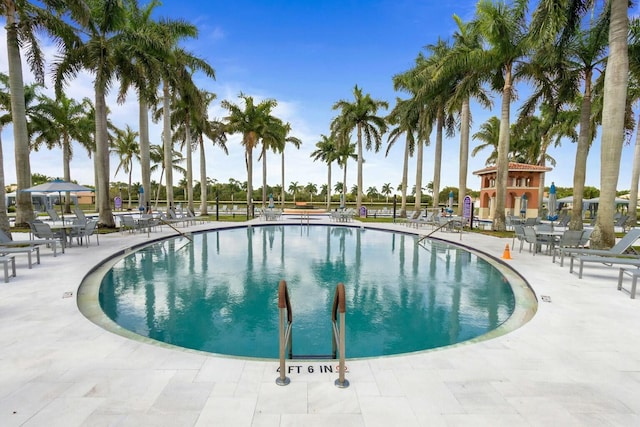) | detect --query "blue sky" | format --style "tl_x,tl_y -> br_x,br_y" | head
1,0 -> 639,196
